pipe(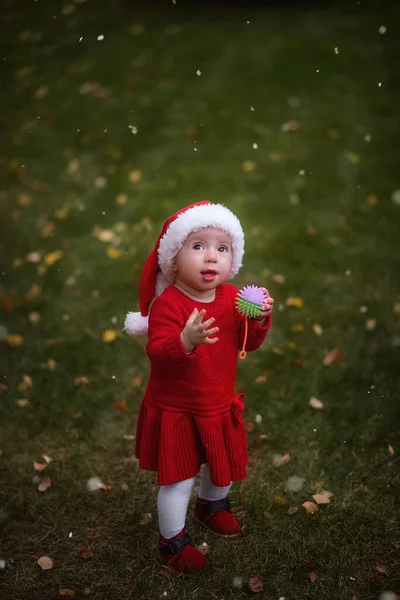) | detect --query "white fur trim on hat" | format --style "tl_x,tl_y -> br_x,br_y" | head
158,203 -> 244,283
124,312 -> 149,337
